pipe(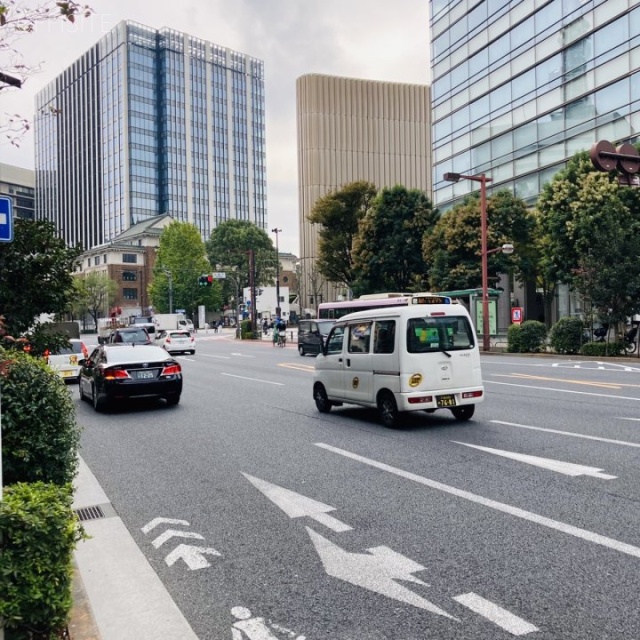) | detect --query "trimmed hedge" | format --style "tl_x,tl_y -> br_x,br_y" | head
507,320 -> 548,353
580,341 -> 625,357
0,348 -> 81,486
0,482 -> 86,639
549,316 -> 585,355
